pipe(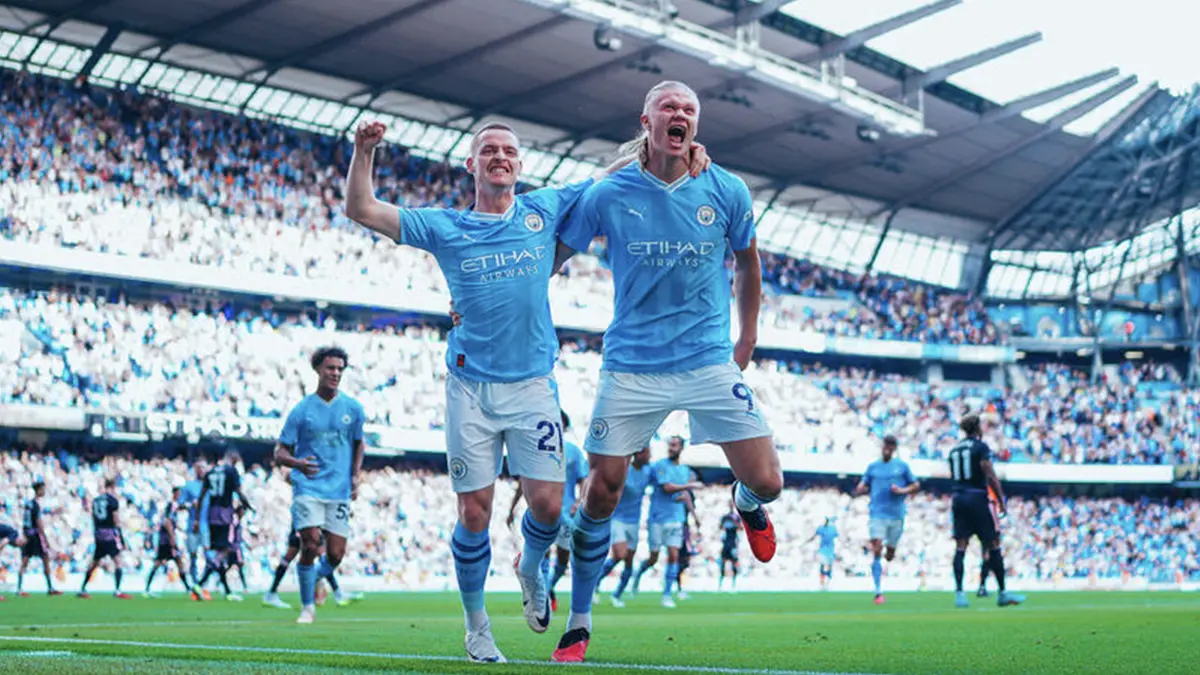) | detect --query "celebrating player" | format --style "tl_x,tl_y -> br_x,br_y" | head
79,479 -> 131,599
17,481 -> 60,597
552,79 -> 784,660
144,486 -> 193,597
630,436 -> 701,608
194,452 -> 252,601
601,445 -> 651,607
507,410 -> 587,613
345,118 -> 706,663
854,435 -> 919,604
717,502 -> 741,592
273,346 -> 365,624
948,414 -> 1025,609
808,517 -> 838,590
